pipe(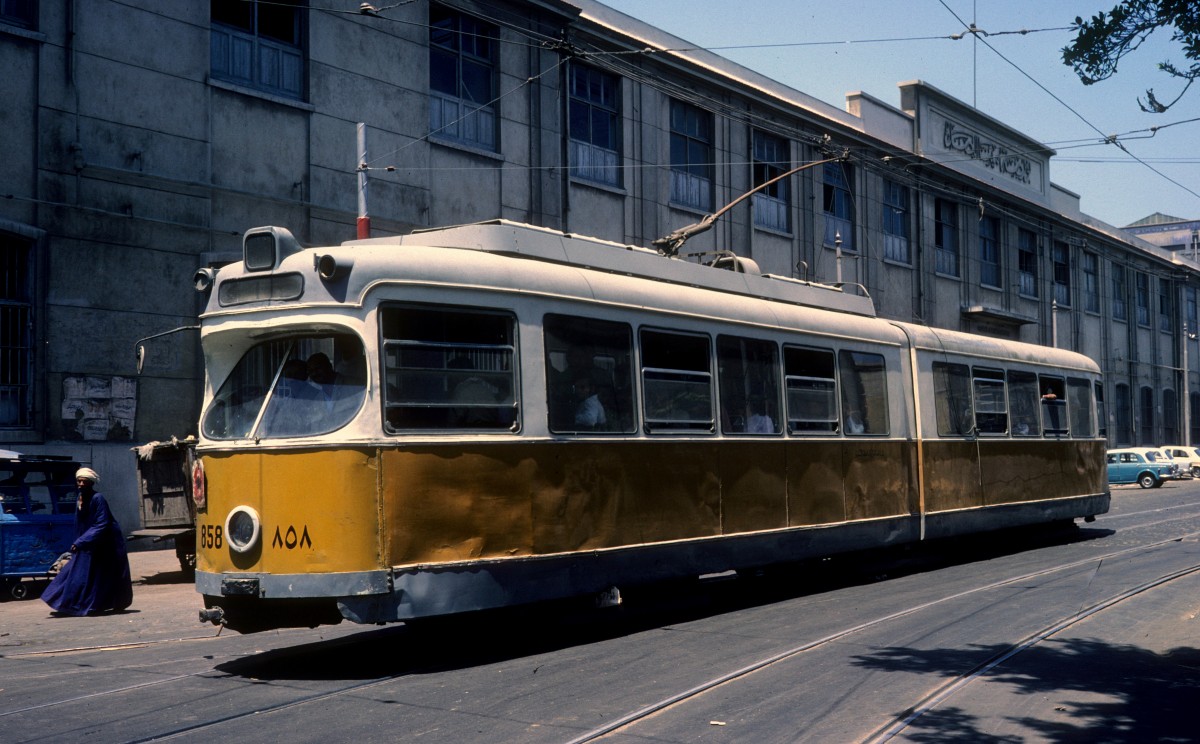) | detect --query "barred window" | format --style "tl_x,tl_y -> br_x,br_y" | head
382,306 -> 517,431
0,233 -> 33,428
641,329 -> 713,433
